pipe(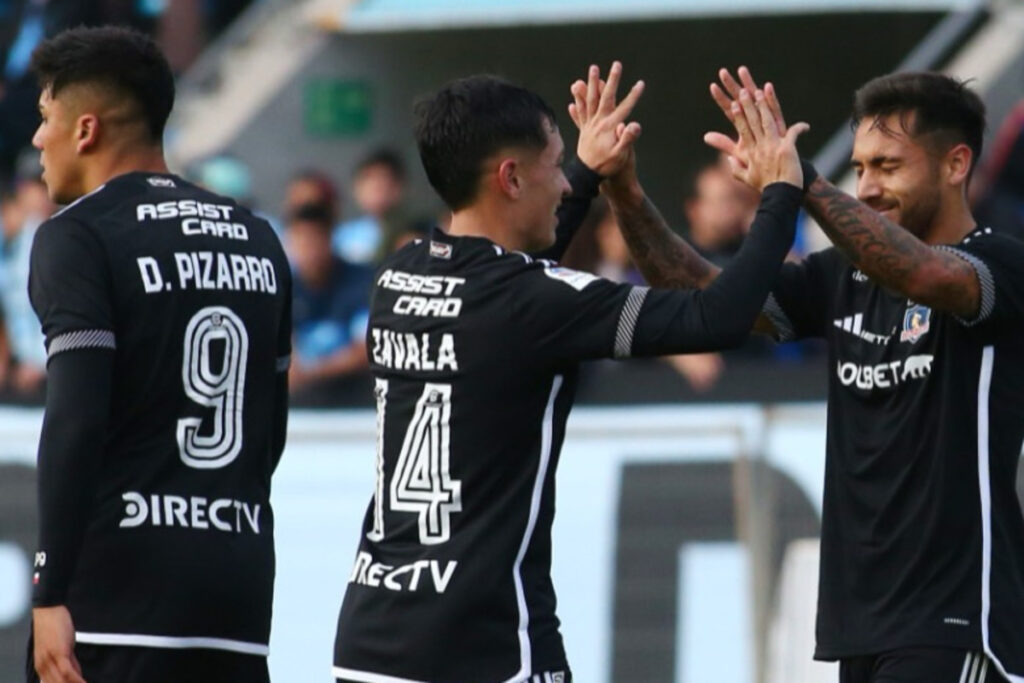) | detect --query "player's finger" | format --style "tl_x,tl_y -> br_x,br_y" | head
719,68 -> 743,100
568,103 -> 581,129
611,80 -> 645,123
611,121 -> 643,156
738,65 -> 761,95
585,65 -> 600,115
710,83 -> 734,121
724,154 -> 747,182
56,655 -> 86,683
599,61 -> 622,113
737,90 -> 762,143
783,121 -> 811,146
703,131 -> 739,157
764,82 -> 787,133
570,80 -> 587,121
754,90 -> 778,138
